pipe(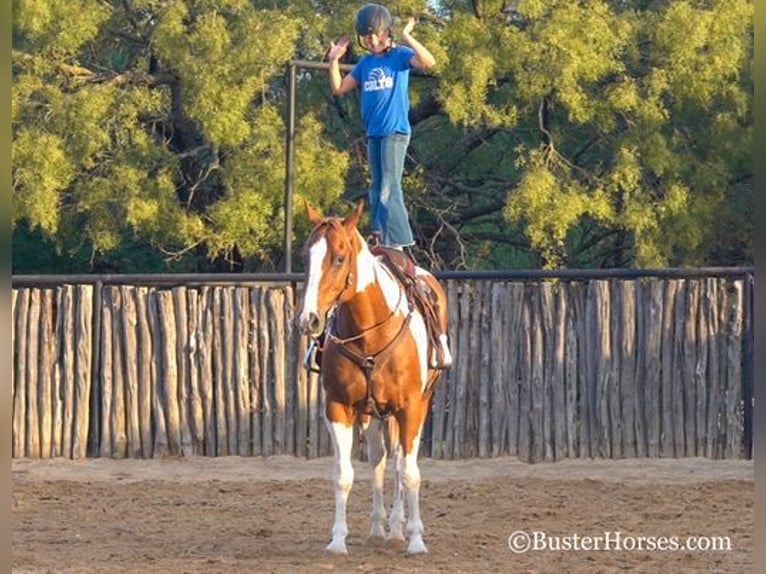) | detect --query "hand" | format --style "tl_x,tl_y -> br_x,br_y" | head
328,36 -> 349,61
402,17 -> 416,37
